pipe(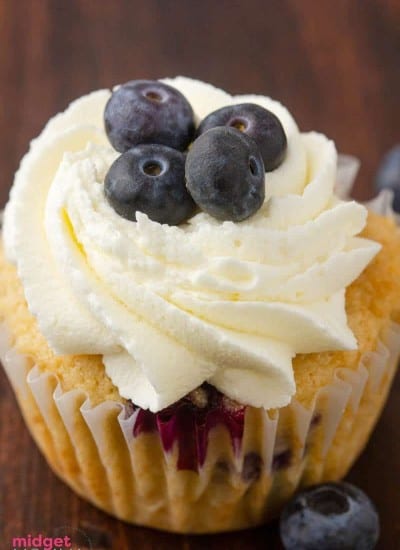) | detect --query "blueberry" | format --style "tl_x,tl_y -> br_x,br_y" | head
242,452 -> 263,482
272,449 -> 292,471
185,127 -> 265,222
104,80 -> 195,153
280,482 -> 379,550
197,103 -> 287,171
375,144 -> 400,212
104,144 -> 196,225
